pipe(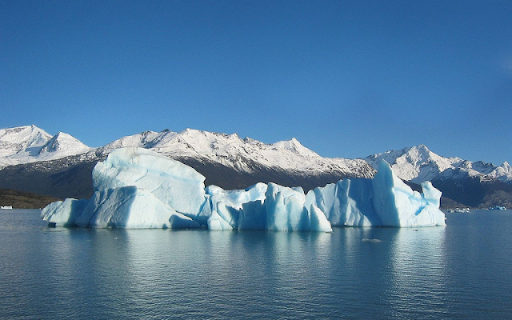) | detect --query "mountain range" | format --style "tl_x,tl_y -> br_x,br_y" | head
0,125 -> 510,209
